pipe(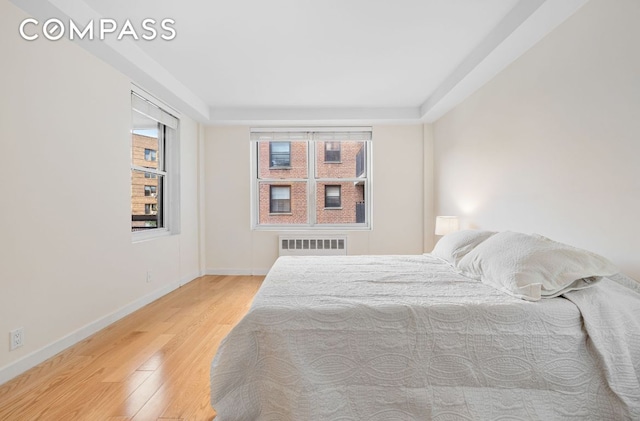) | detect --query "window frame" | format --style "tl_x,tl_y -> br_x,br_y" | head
250,128 -> 372,230
130,86 -> 181,241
